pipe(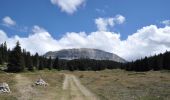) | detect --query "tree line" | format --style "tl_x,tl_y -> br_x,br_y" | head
0,41 -> 58,72
0,41 -> 170,72
123,52 -> 170,71
0,41 -> 121,72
